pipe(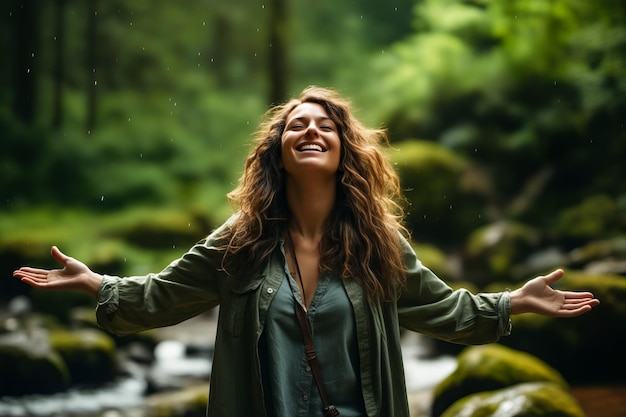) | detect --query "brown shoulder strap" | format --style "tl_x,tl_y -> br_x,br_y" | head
294,300 -> 340,417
